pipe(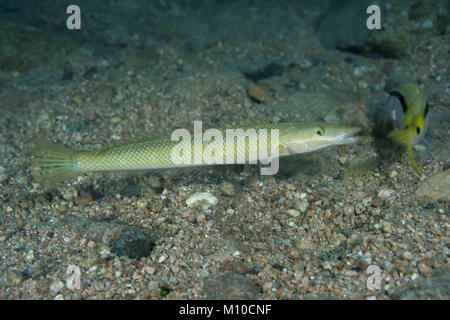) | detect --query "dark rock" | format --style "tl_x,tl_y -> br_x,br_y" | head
22,267 -> 43,279
272,263 -> 286,271
111,226 -> 154,259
